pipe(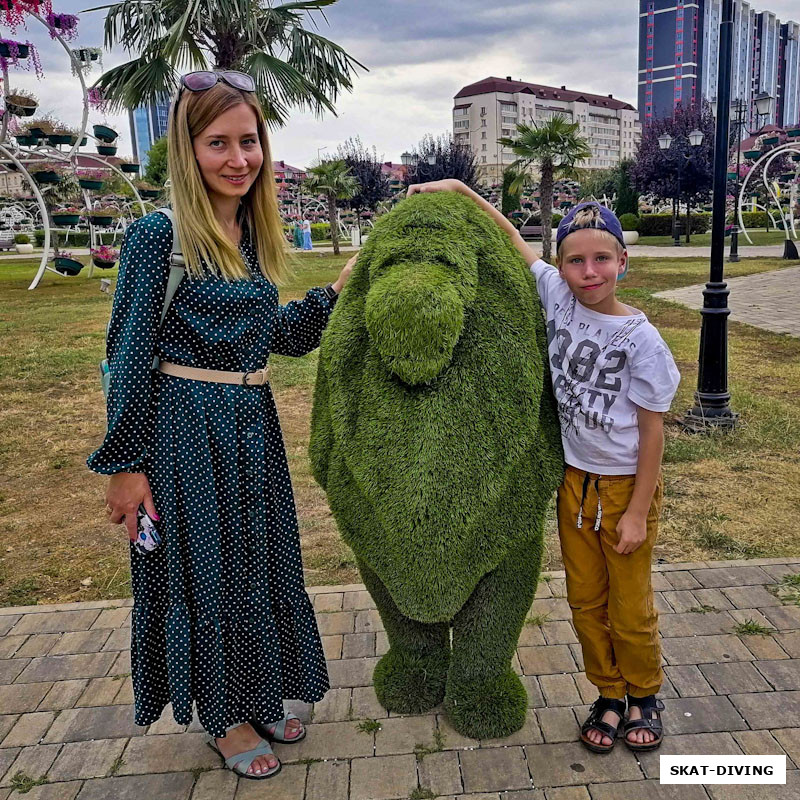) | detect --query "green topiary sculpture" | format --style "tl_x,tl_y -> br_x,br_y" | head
310,192 -> 564,739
